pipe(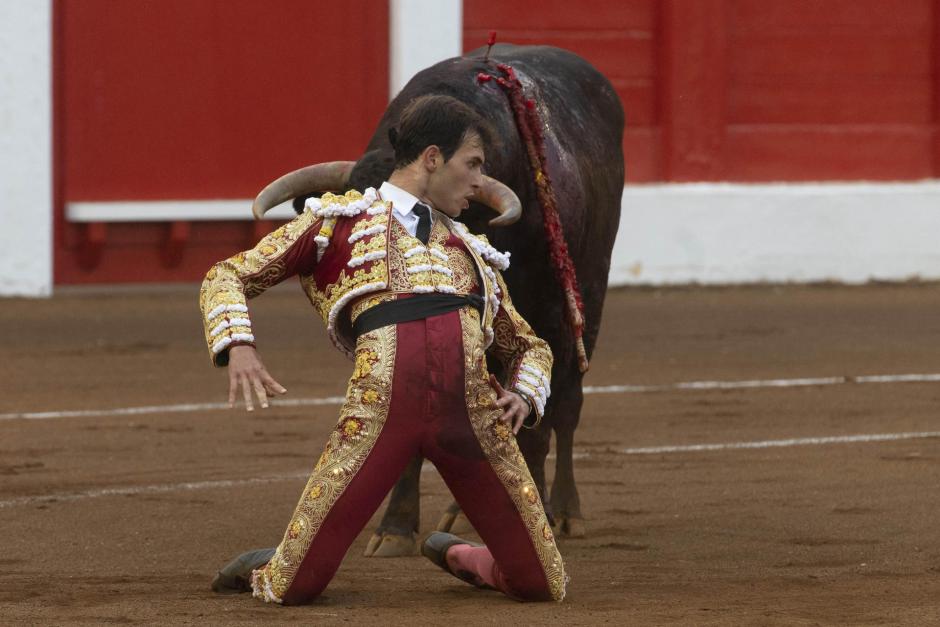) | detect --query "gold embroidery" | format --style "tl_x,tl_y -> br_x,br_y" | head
458,308 -> 567,601
440,243 -> 478,294
402,221 -> 436,291
301,201 -> 394,357
487,271 -> 553,424
350,212 -> 388,234
199,209 -> 321,365
311,259 -> 389,324
350,232 -> 387,258
245,262 -> 288,298
385,219 -> 416,292
349,294 -> 395,324
315,189 -> 372,213
352,349 -> 379,379
339,416 -> 365,439
348,218 -> 483,323
252,324 -> 397,603
493,420 -> 513,441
